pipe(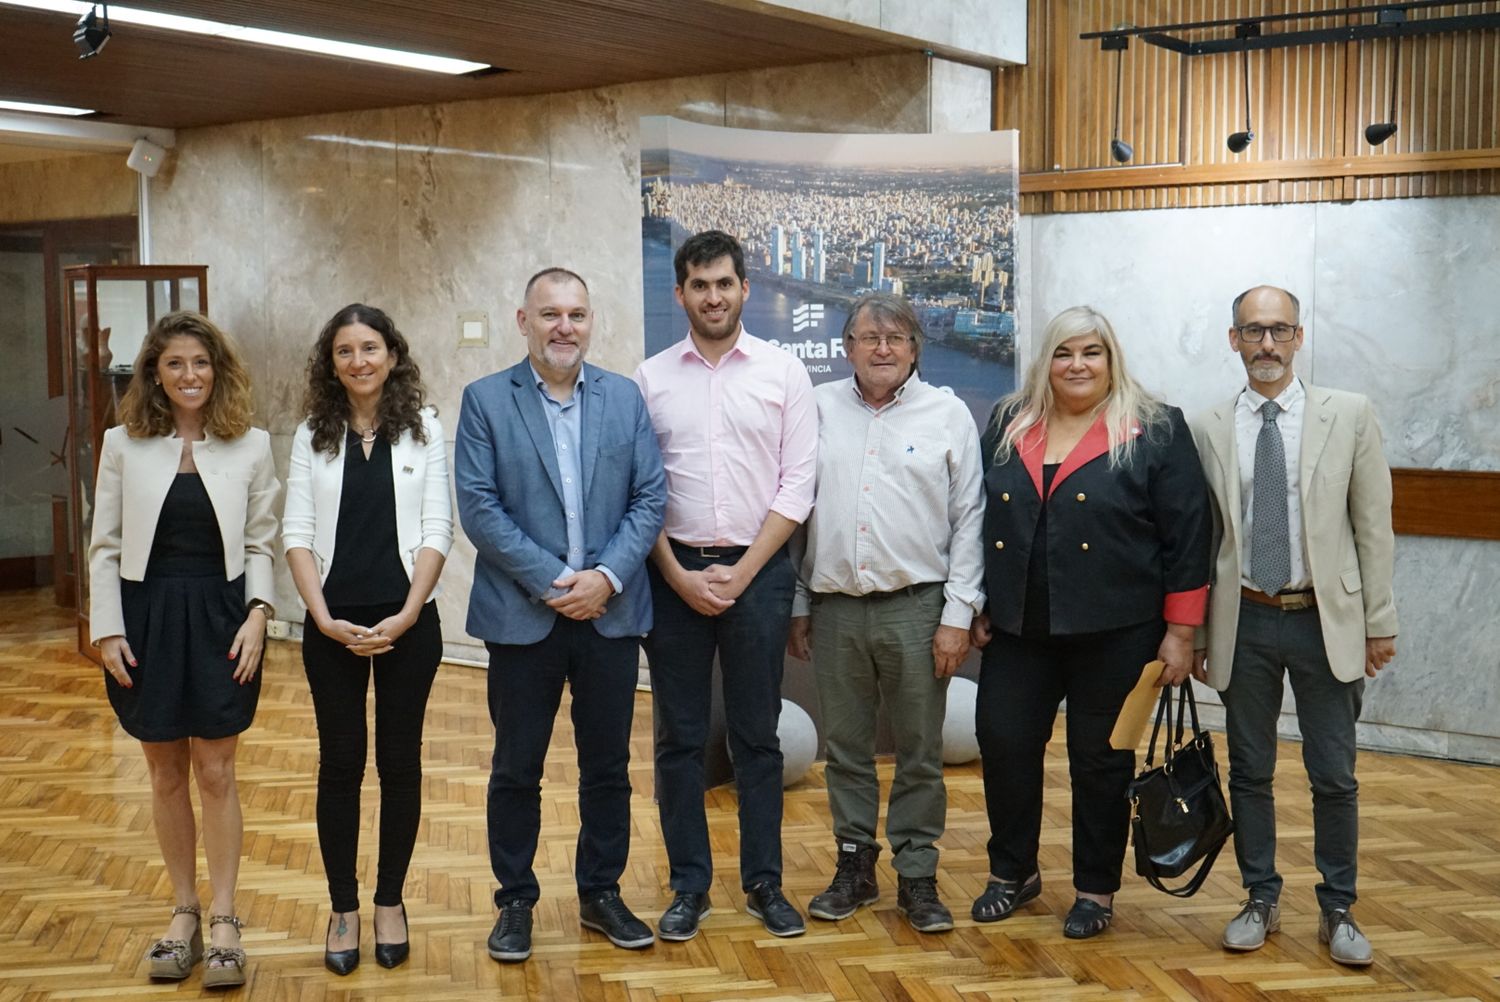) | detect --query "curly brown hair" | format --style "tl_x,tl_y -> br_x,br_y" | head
116,311 -> 255,440
303,303 -> 429,456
